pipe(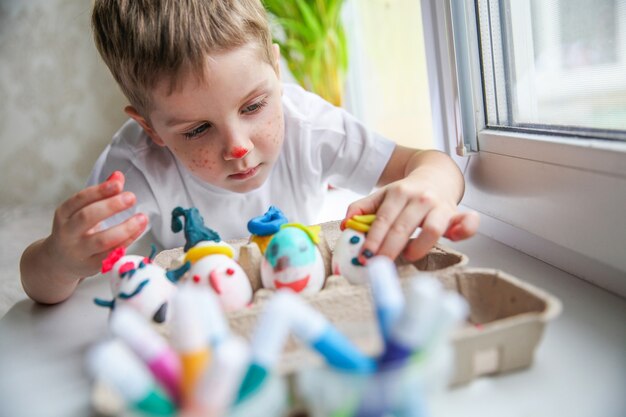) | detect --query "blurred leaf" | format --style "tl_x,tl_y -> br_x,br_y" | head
263,0 -> 348,106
